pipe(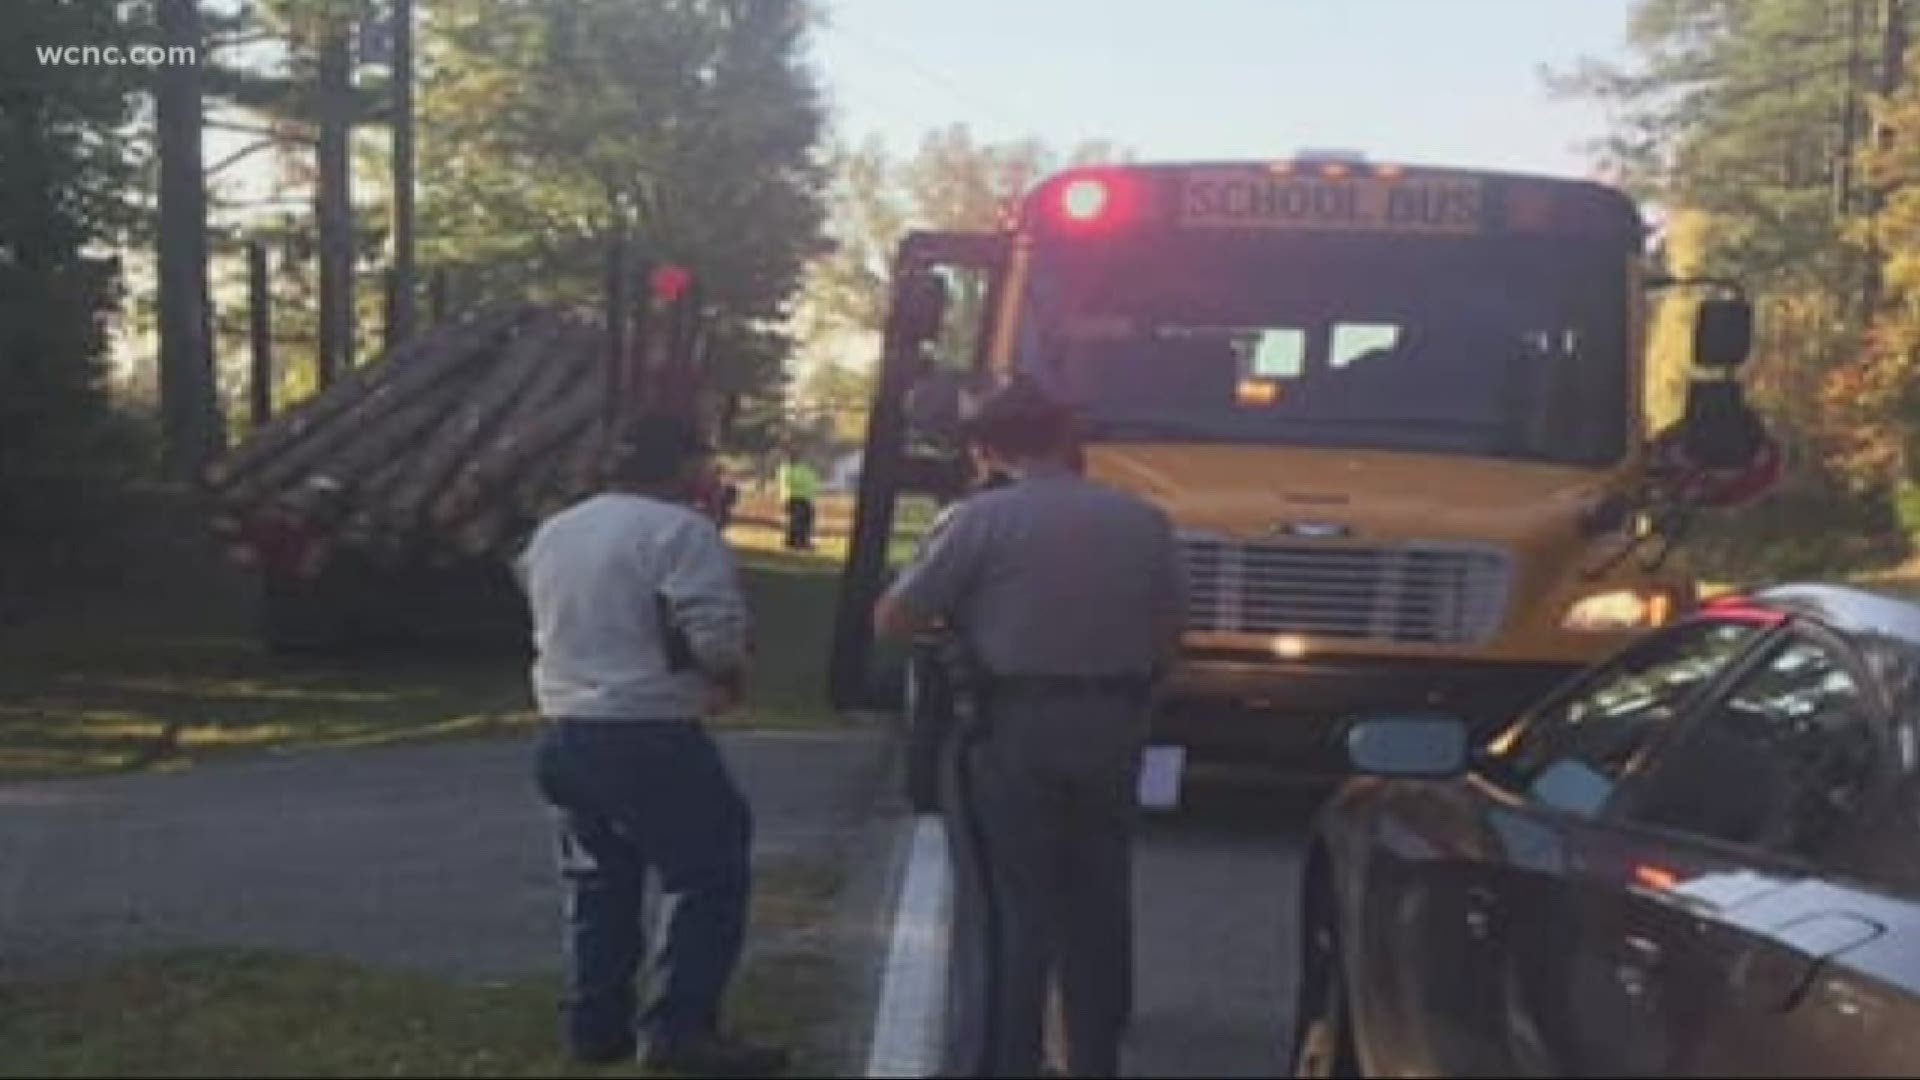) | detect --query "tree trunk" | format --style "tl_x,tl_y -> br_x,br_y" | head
1864,0 -> 1908,316
316,13 -> 355,385
155,0 -> 222,481
248,240 -> 273,427
389,0 -> 418,346
604,230 -> 628,427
